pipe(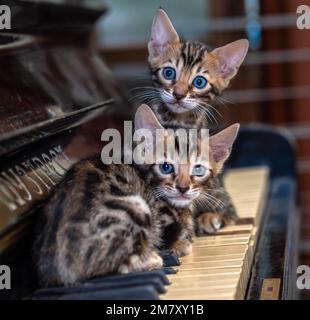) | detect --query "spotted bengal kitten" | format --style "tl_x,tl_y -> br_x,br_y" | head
143,9 -> 248,234
33,104 -> 239,286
